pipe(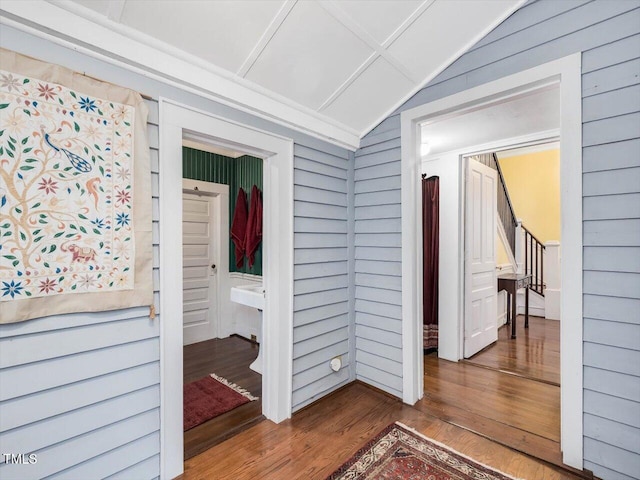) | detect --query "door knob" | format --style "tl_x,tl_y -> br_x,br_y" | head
211,264 -> 216,269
